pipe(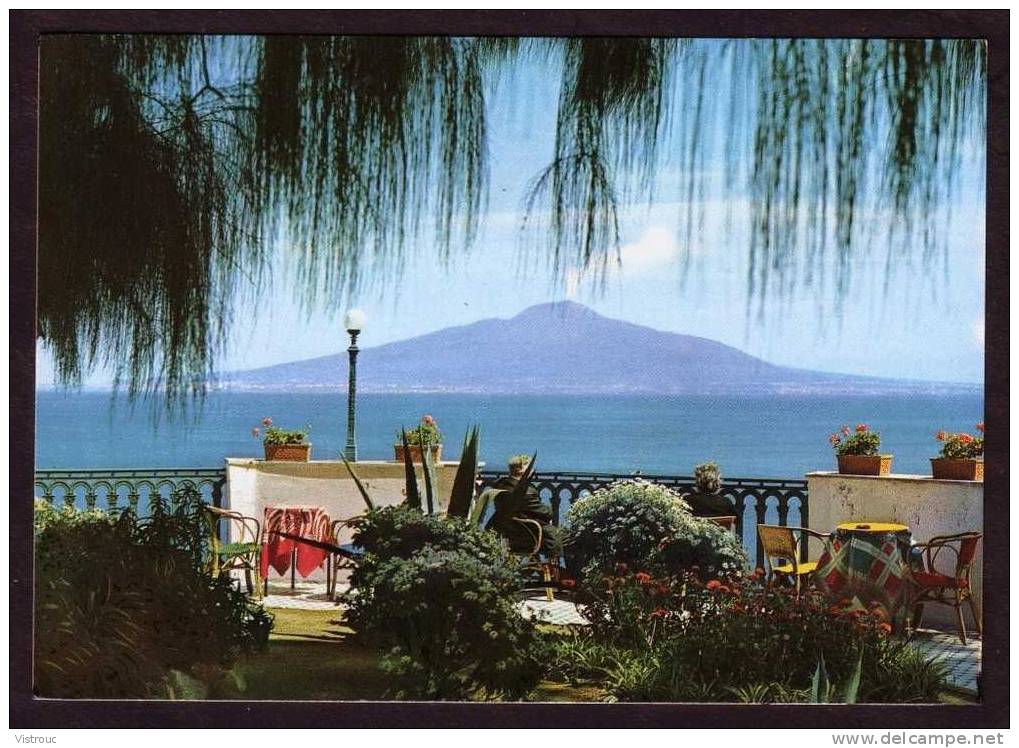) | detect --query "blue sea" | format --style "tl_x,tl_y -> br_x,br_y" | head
35,390 -> 984,478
